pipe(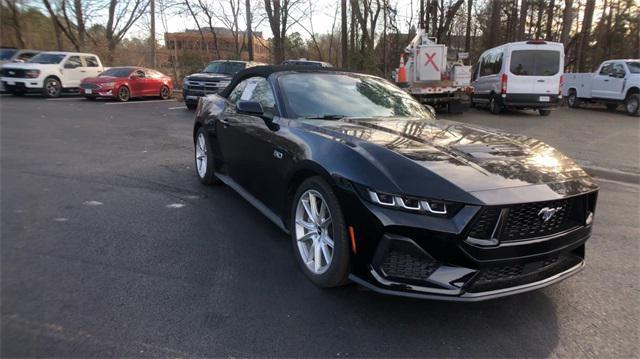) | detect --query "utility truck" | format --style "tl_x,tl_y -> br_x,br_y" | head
395,29 -> 471,113
563,59 -> 640,116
